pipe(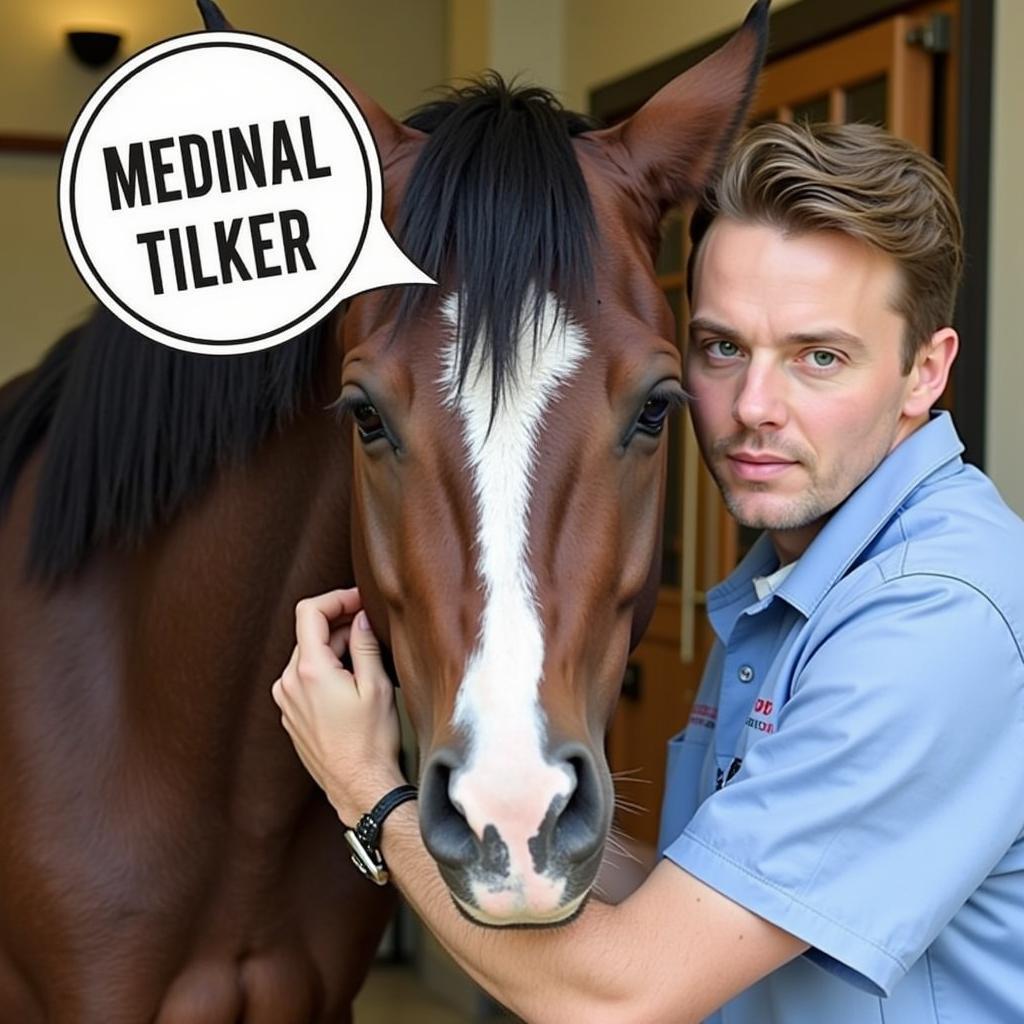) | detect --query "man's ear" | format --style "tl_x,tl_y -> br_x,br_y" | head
904,328 -> 959,417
